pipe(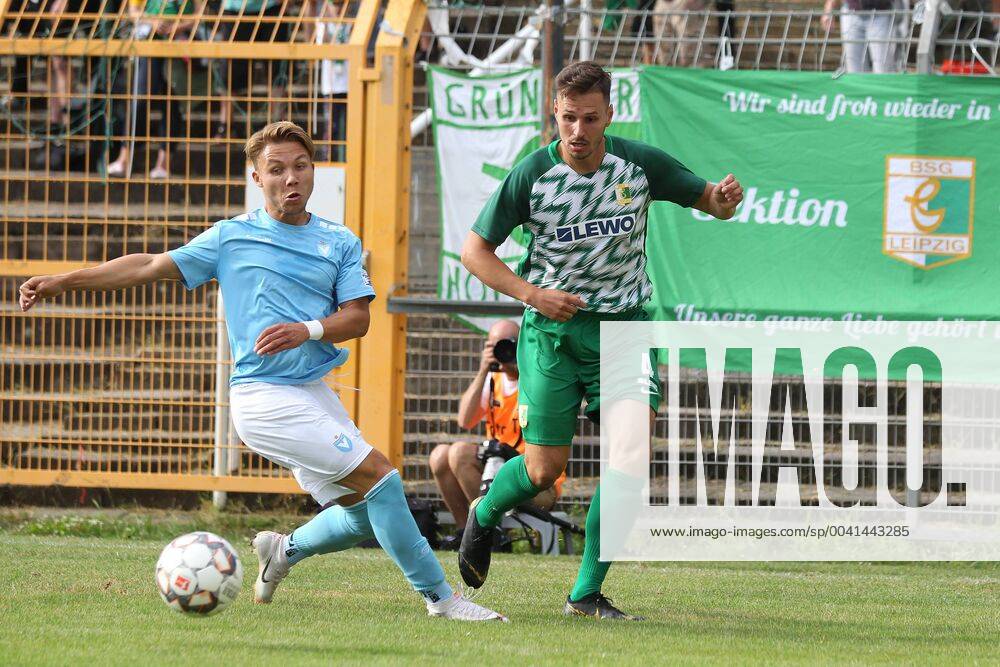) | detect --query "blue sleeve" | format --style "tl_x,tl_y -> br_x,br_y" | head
168,223 -> 221,290
334,236 -> 376,306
